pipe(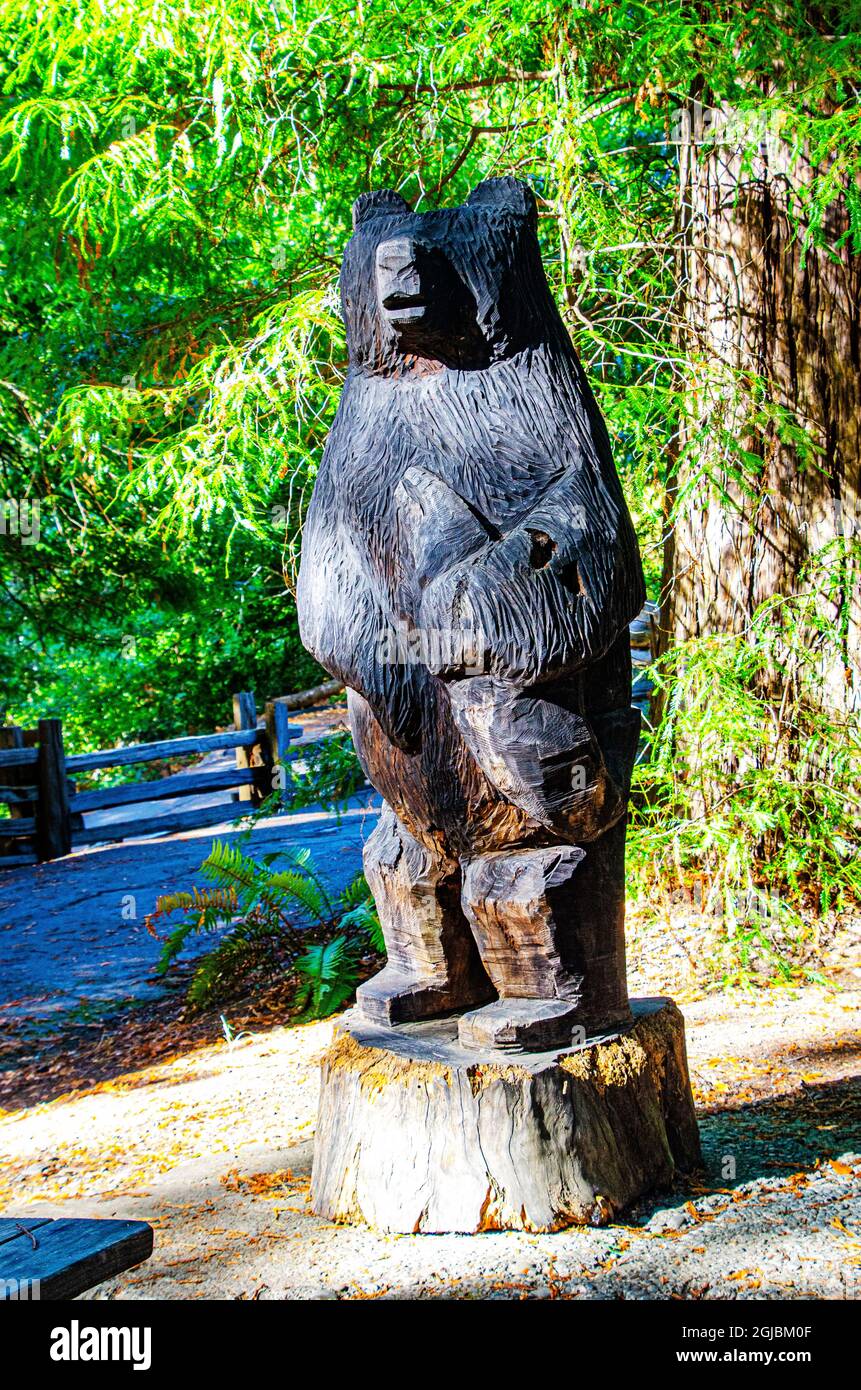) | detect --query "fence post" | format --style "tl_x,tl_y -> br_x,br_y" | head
264,698 -> 295,804
233,691 -> 257,804
0,726 -> 33,821
36,718 -> 71,861
233,691 -> 274,807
